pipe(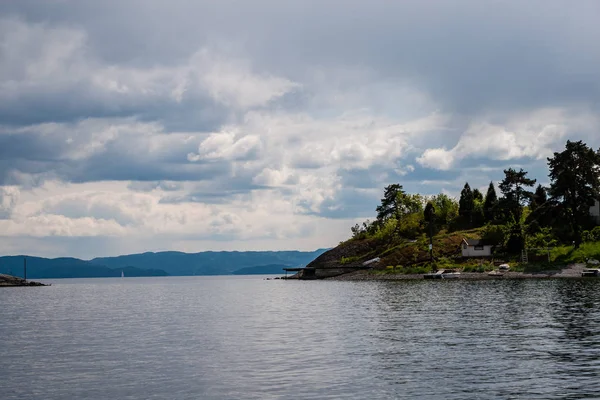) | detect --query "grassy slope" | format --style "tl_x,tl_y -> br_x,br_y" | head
307,228 -> 483,271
